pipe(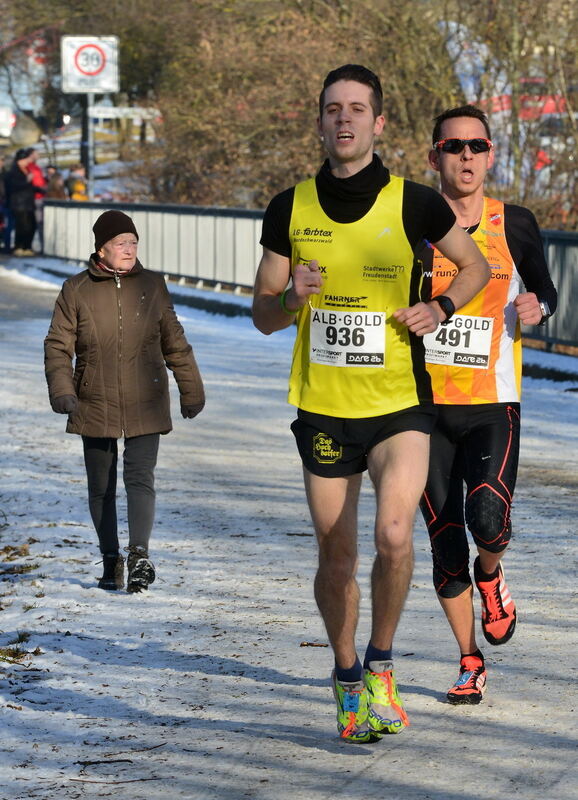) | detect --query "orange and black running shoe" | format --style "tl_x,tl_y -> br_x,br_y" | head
447,653 -> 487,705
474,556 -> 517,645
